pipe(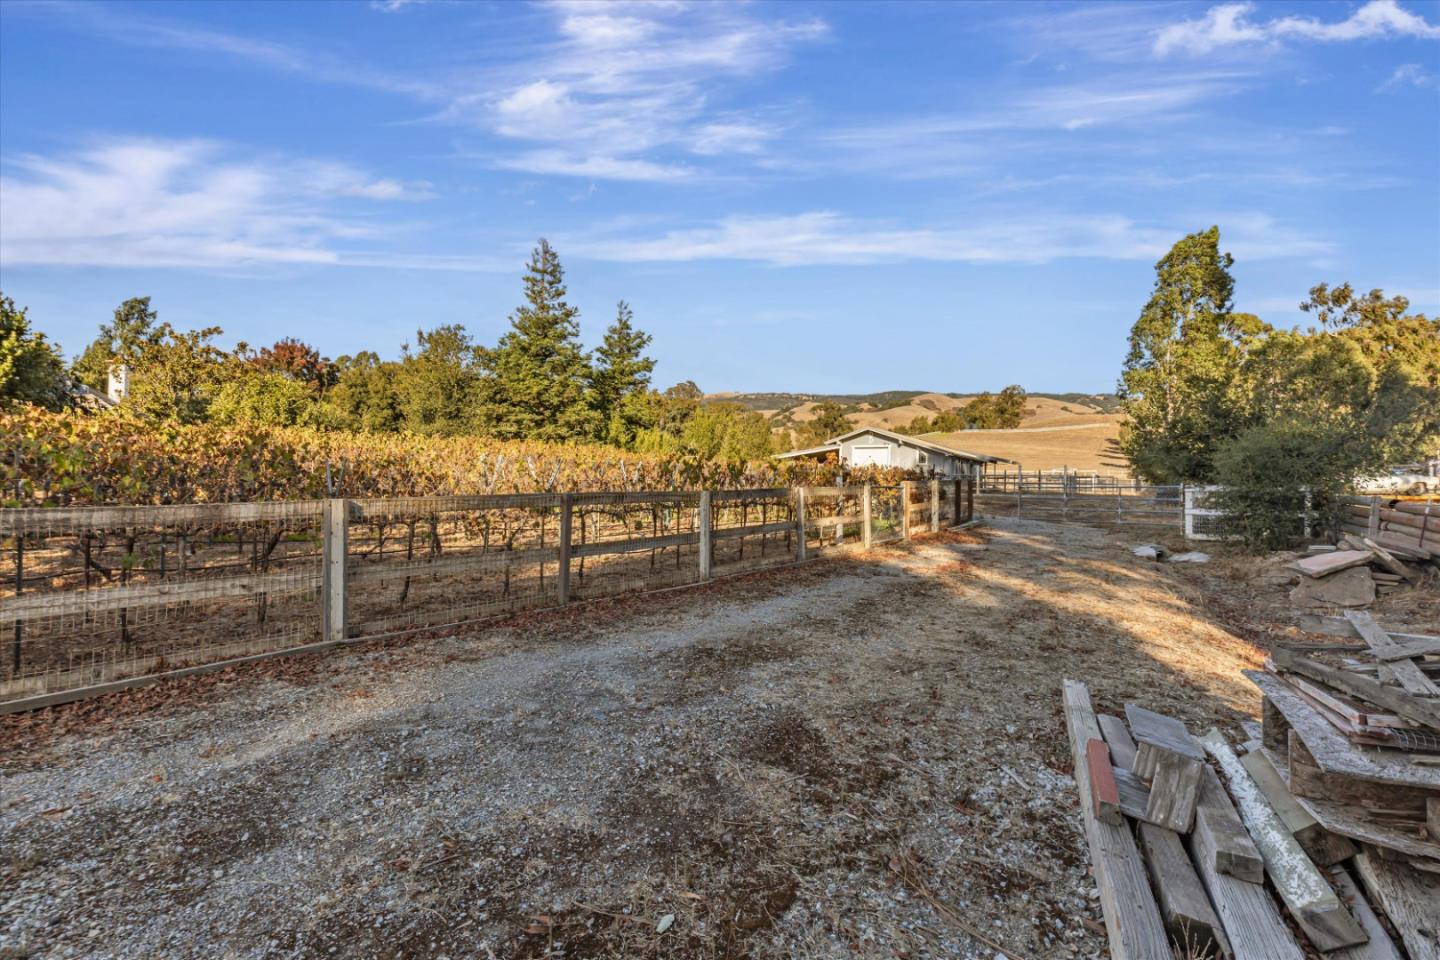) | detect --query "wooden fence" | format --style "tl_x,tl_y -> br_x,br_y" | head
0,478 -> 973,712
